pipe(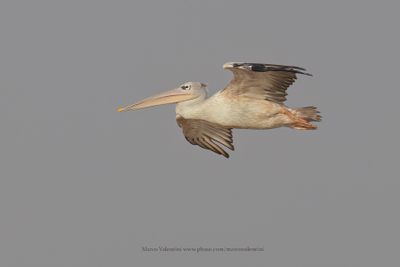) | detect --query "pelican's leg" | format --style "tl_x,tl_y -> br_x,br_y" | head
281,108 -> 317,130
